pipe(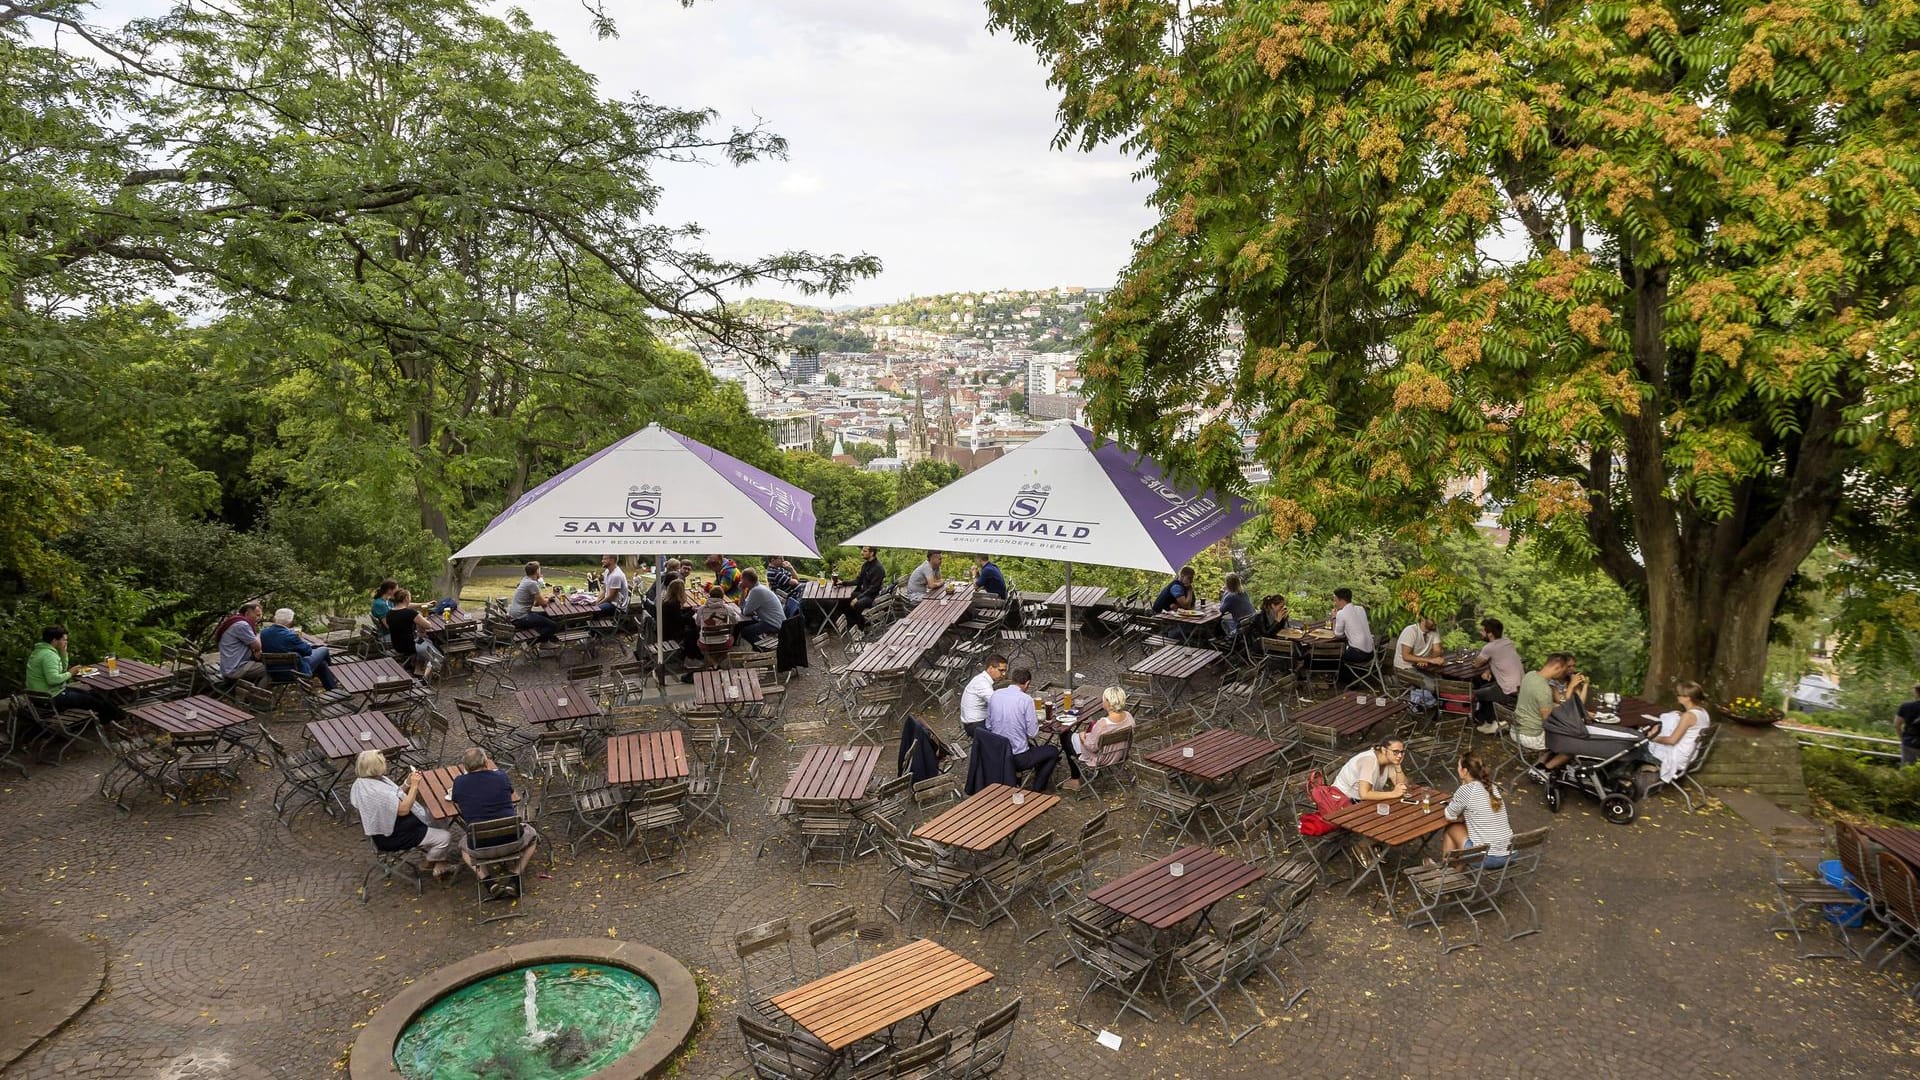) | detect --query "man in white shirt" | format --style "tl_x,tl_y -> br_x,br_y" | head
905,550 -> 944,601
1472,616 -> 1525,733
959,653 -> 1008,739
1394,615 -> 1444,690
1330,587 -> 1374,686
